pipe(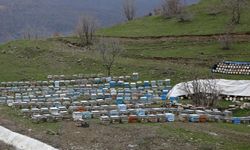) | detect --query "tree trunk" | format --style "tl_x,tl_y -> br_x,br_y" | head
236,0 -> 241,24
107,66 -> 111,76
